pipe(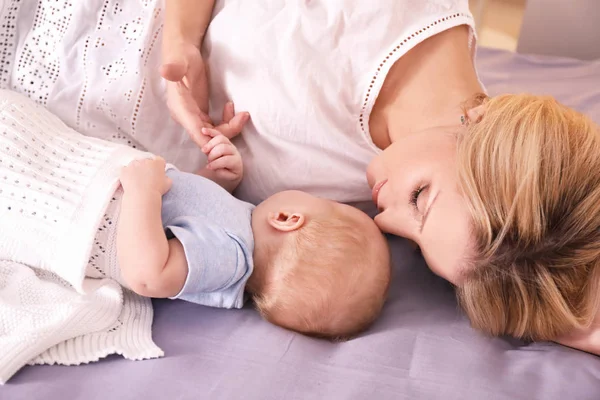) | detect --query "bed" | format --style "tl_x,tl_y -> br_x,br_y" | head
4,47 -> 600,400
